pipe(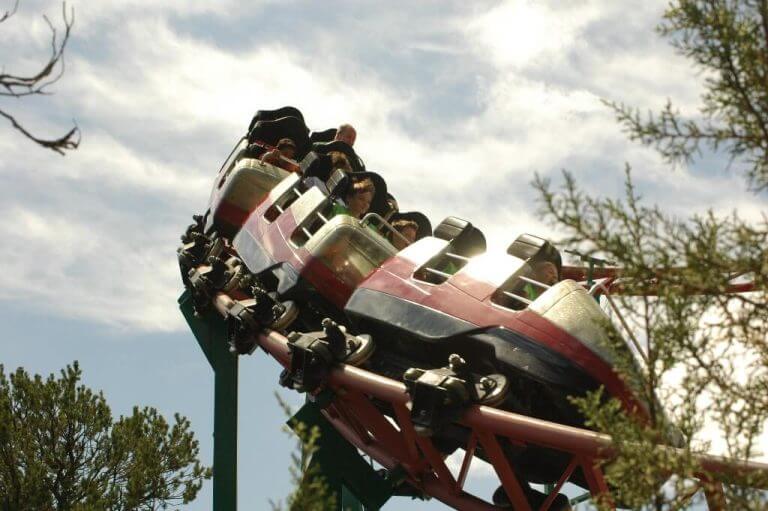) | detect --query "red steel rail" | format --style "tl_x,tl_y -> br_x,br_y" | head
212,294 -> 768,511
